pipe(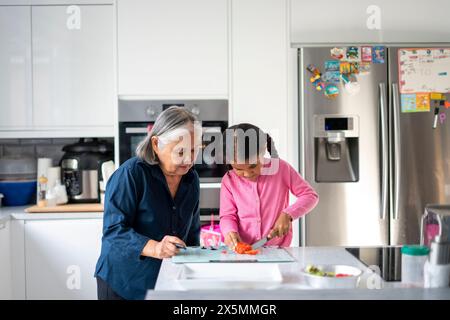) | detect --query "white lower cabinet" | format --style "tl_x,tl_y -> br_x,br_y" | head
0,220 -> 12,299
23,219 -> 103,300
